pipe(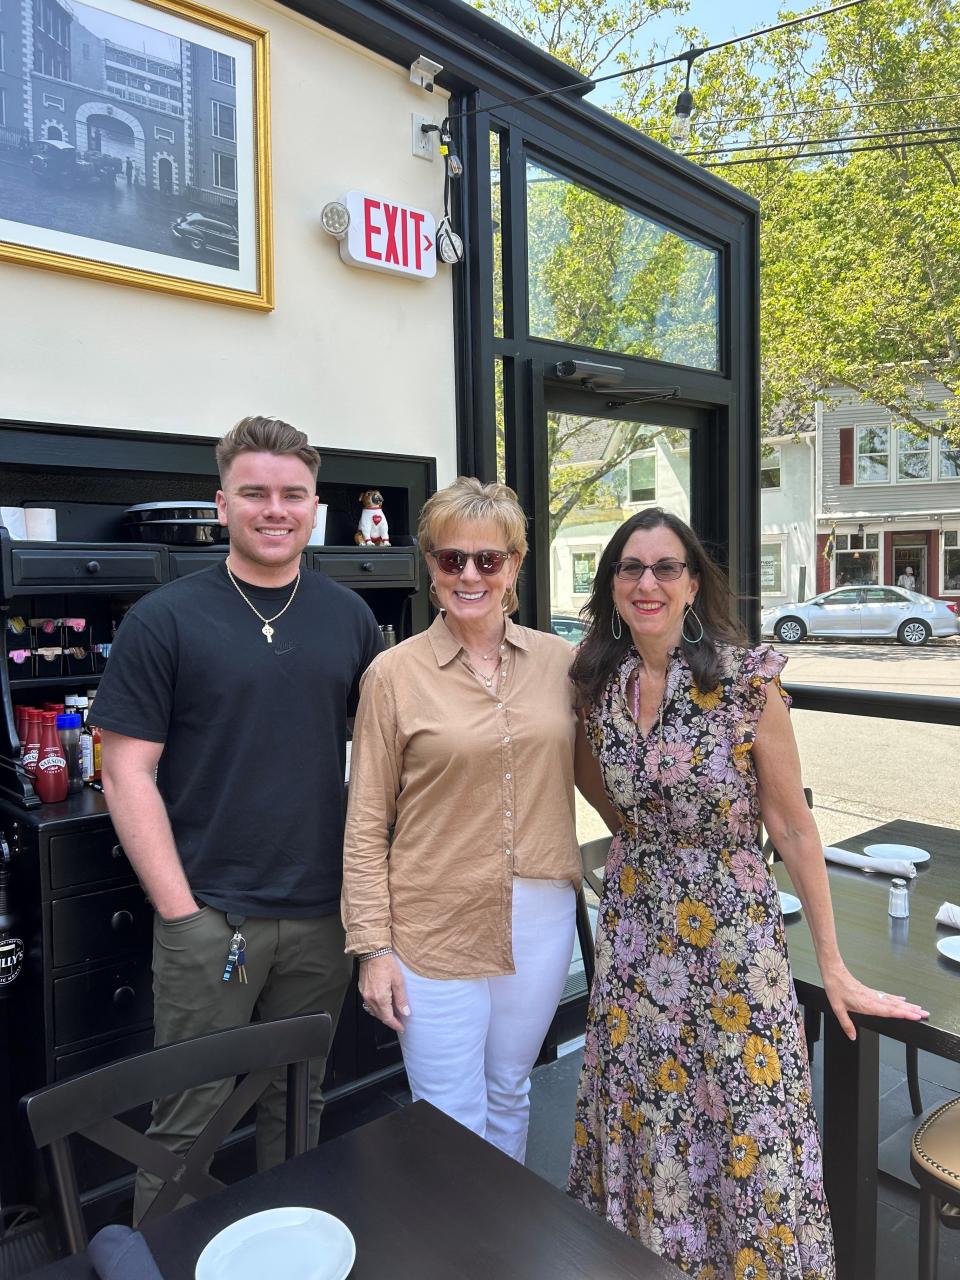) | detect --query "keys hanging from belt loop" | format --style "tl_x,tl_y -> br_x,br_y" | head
236,936 -> 247,984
